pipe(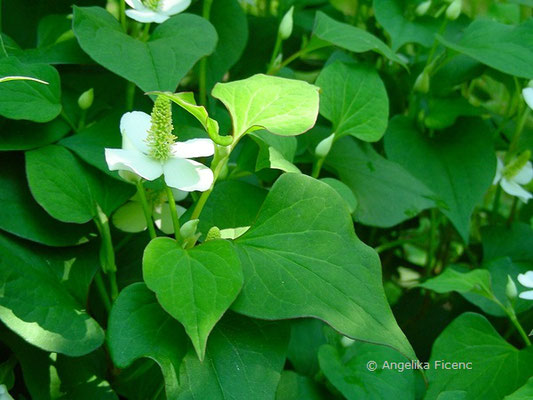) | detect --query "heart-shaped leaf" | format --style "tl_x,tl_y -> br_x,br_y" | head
26,145 -> 135,224
108,283 -> 189,399
232,173 -> 416,360
0,57 -> 61,122
211,74 -> 320,139
384,117 -> 496,242
438,18 -> 533,80
425,313 -> 533,399
143,237 -> 243,360
73,7 -> 217,92
176,313 -> 289,400
0,232 -> 104,356
316,61 -> 389,142
312,12 -> 406,66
